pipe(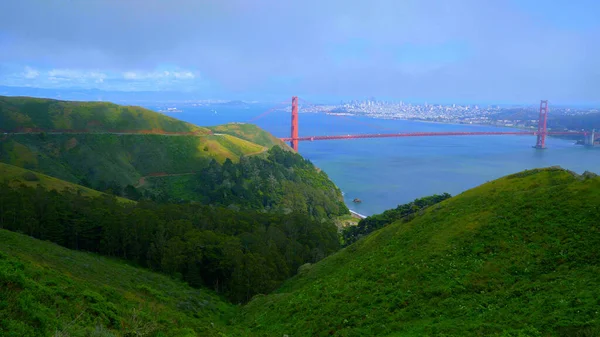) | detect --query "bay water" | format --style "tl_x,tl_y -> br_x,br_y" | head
152,104 -> 600,216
